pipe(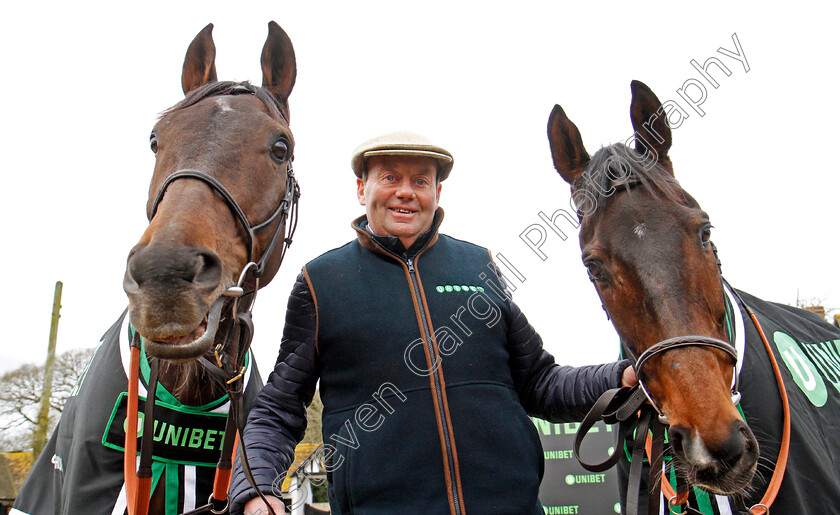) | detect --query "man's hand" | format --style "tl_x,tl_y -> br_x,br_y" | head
621,366 -> 637,388
243,494 -> 286,515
